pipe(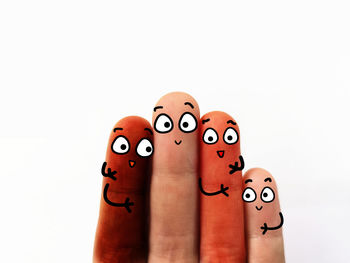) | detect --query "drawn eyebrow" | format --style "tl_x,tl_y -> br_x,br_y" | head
202,118 -> 210,124
113,127 -> 123,132
153,106 -> 163,112
227,120 -> 237,125
184,102 -> 194,109
144,128 -> 153,135
245,179 -> 253,184
264,177 -> 272,182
